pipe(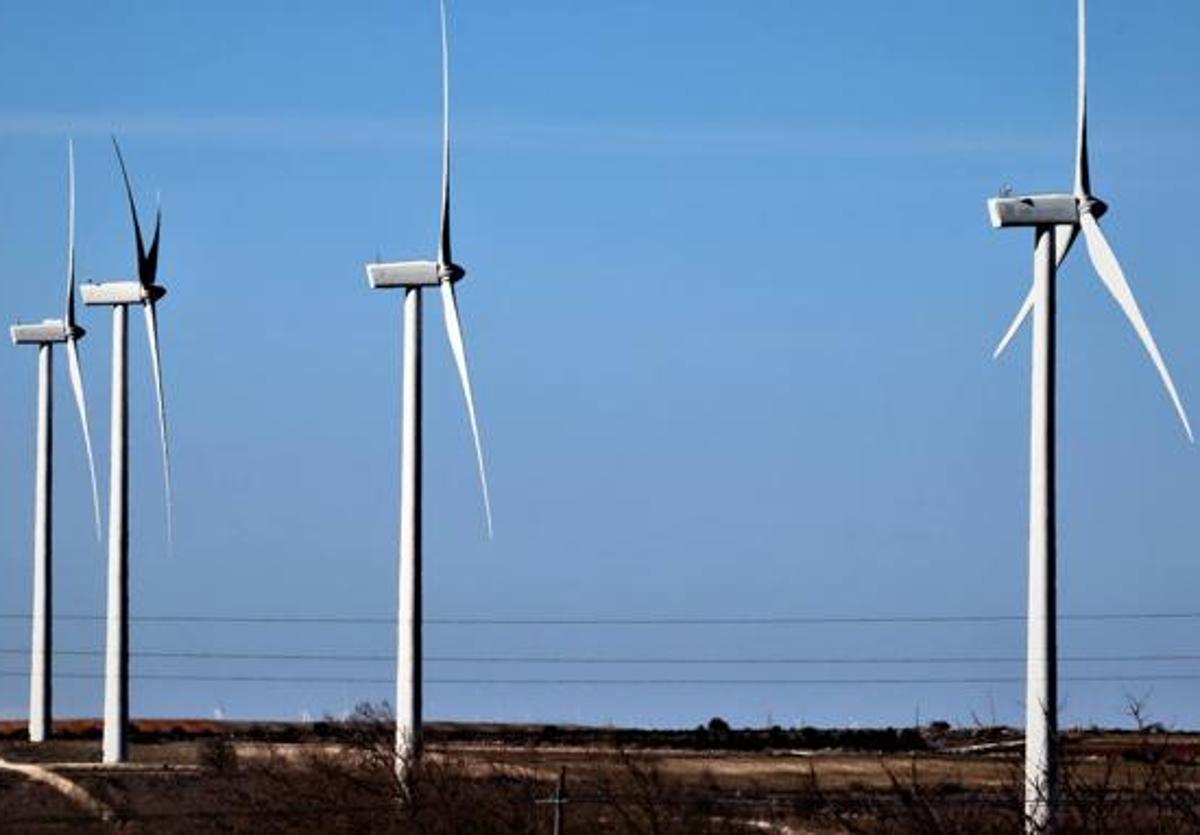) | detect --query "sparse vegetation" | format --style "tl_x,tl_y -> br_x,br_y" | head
197,734 -> 239,774
0,707 -> 1198,832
